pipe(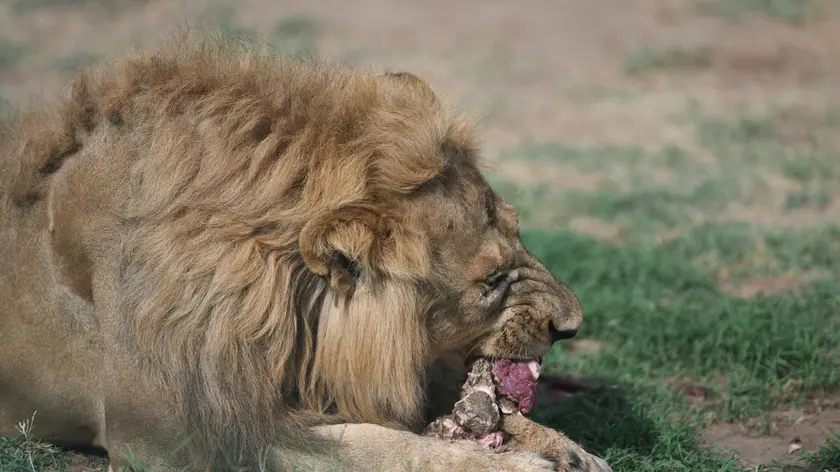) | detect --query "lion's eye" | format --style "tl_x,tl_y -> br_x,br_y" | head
485,272 -> 504,286
482,271 -> 507,292
480,271 -> 509,302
